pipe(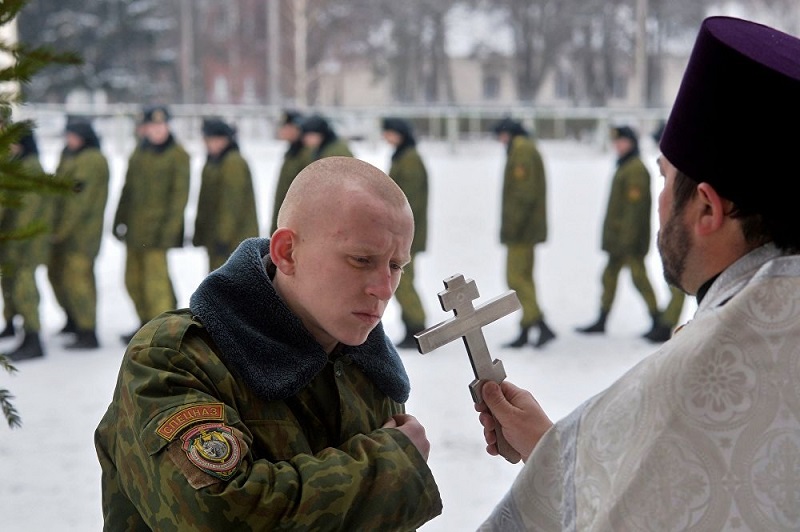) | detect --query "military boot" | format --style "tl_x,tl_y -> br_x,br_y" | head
576,311 -> 608,334
0,319 -> 16,338
643,315 -> 672,343
58,315 -> 78,335
64,329 -> 100,350
7,331 -> 44,361
533,319 -> 556,348
503,327 -> 530,348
